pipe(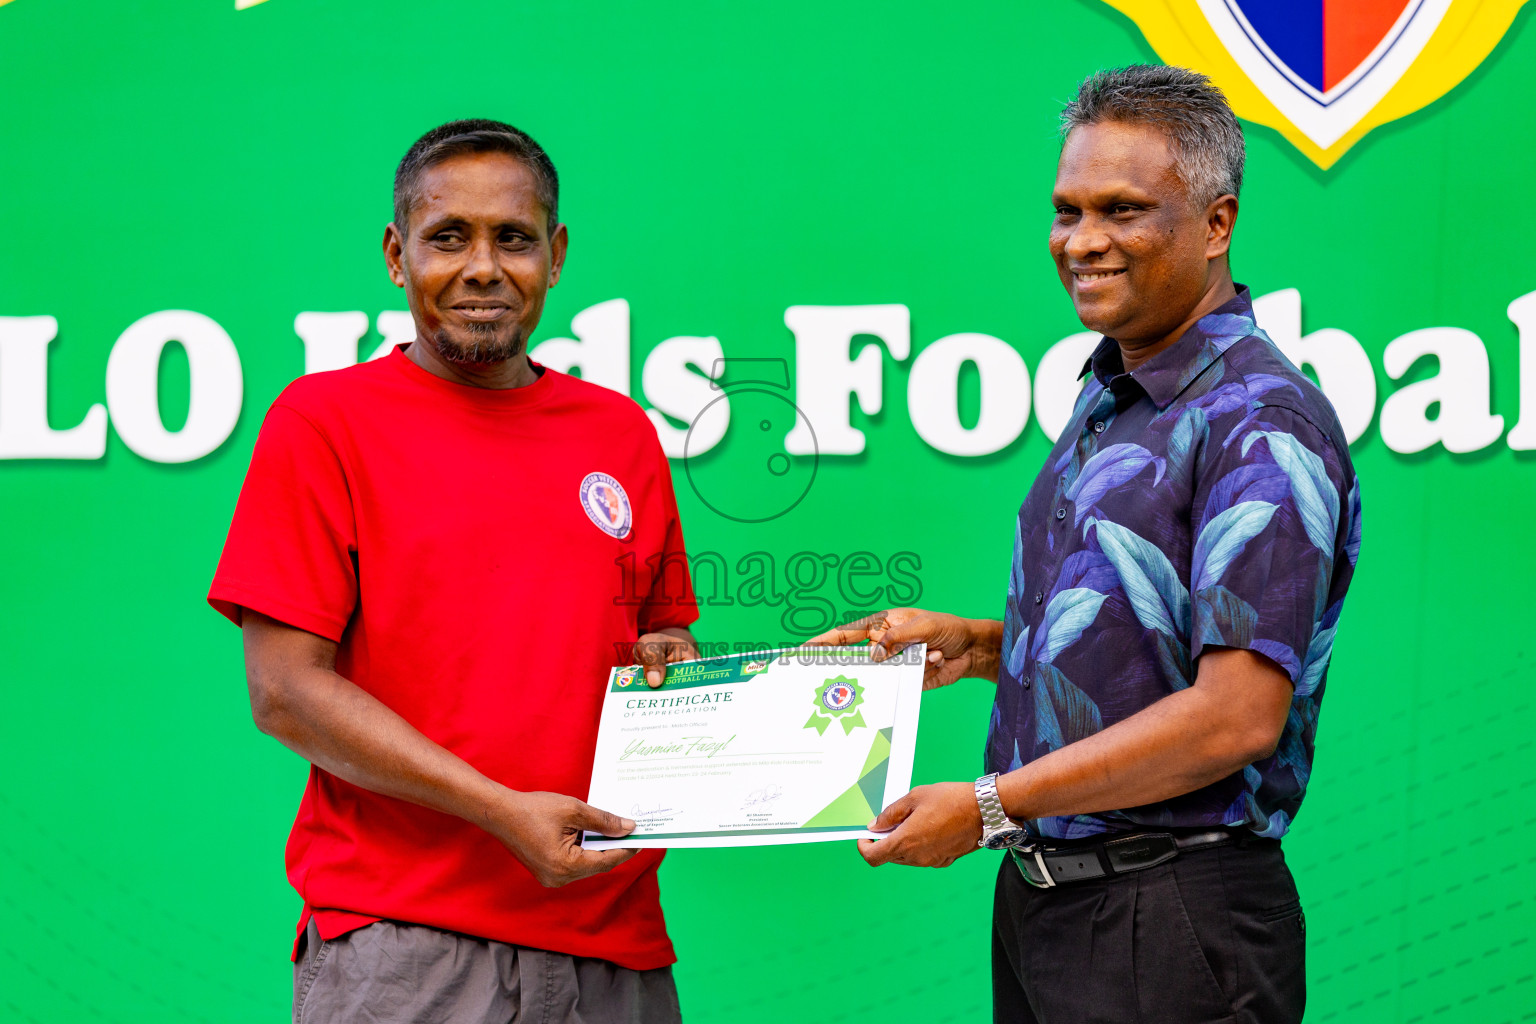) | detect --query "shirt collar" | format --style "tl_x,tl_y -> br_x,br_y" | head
1079,285 -> 1258,410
